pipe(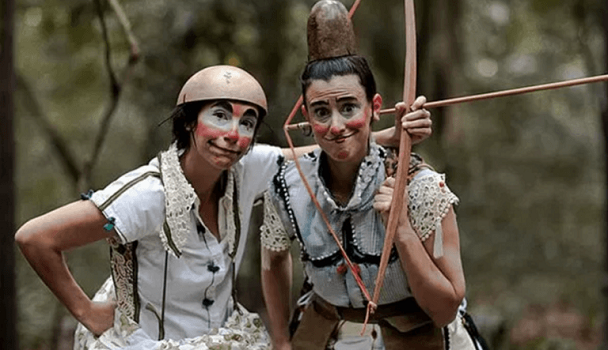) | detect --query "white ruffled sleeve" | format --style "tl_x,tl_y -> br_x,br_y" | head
260,191 -> 291,253
407,170 -> 459,258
